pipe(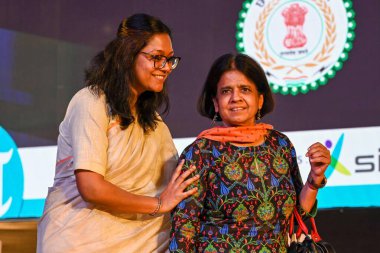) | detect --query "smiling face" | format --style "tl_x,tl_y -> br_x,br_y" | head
133,33 -> 174,95
213,70 -> 264,127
